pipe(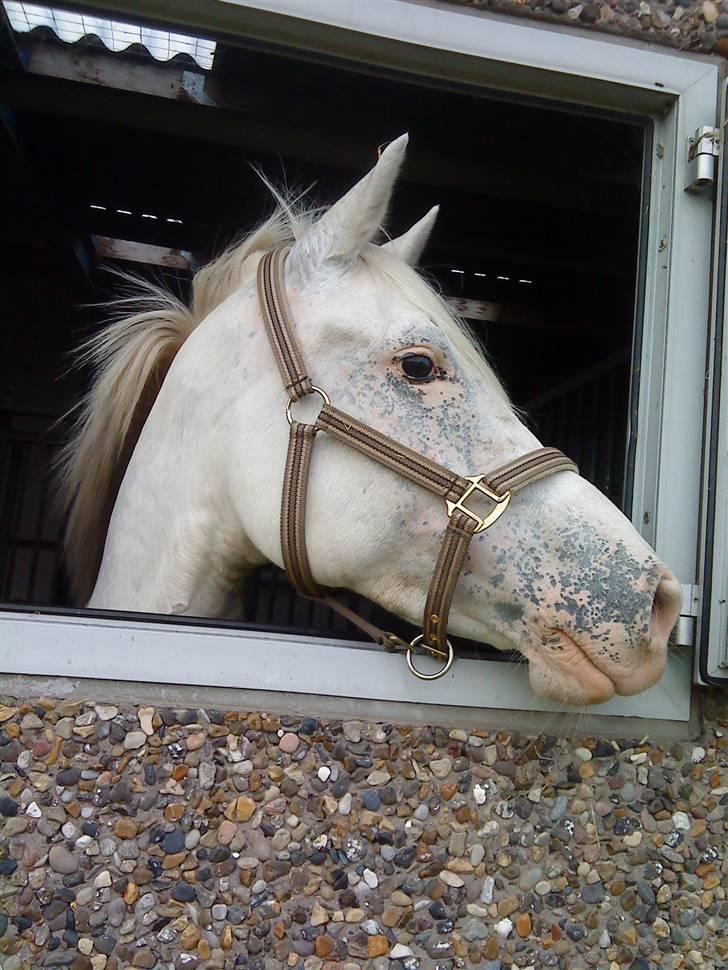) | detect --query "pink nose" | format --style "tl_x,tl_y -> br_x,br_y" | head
607,567 -> 682,697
